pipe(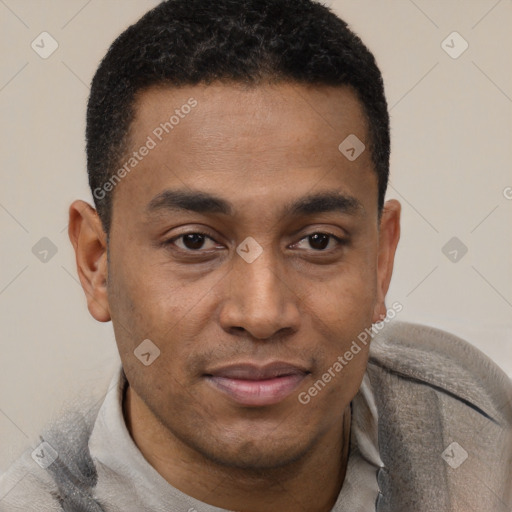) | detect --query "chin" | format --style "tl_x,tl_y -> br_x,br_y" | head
191,428 -> 316,472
